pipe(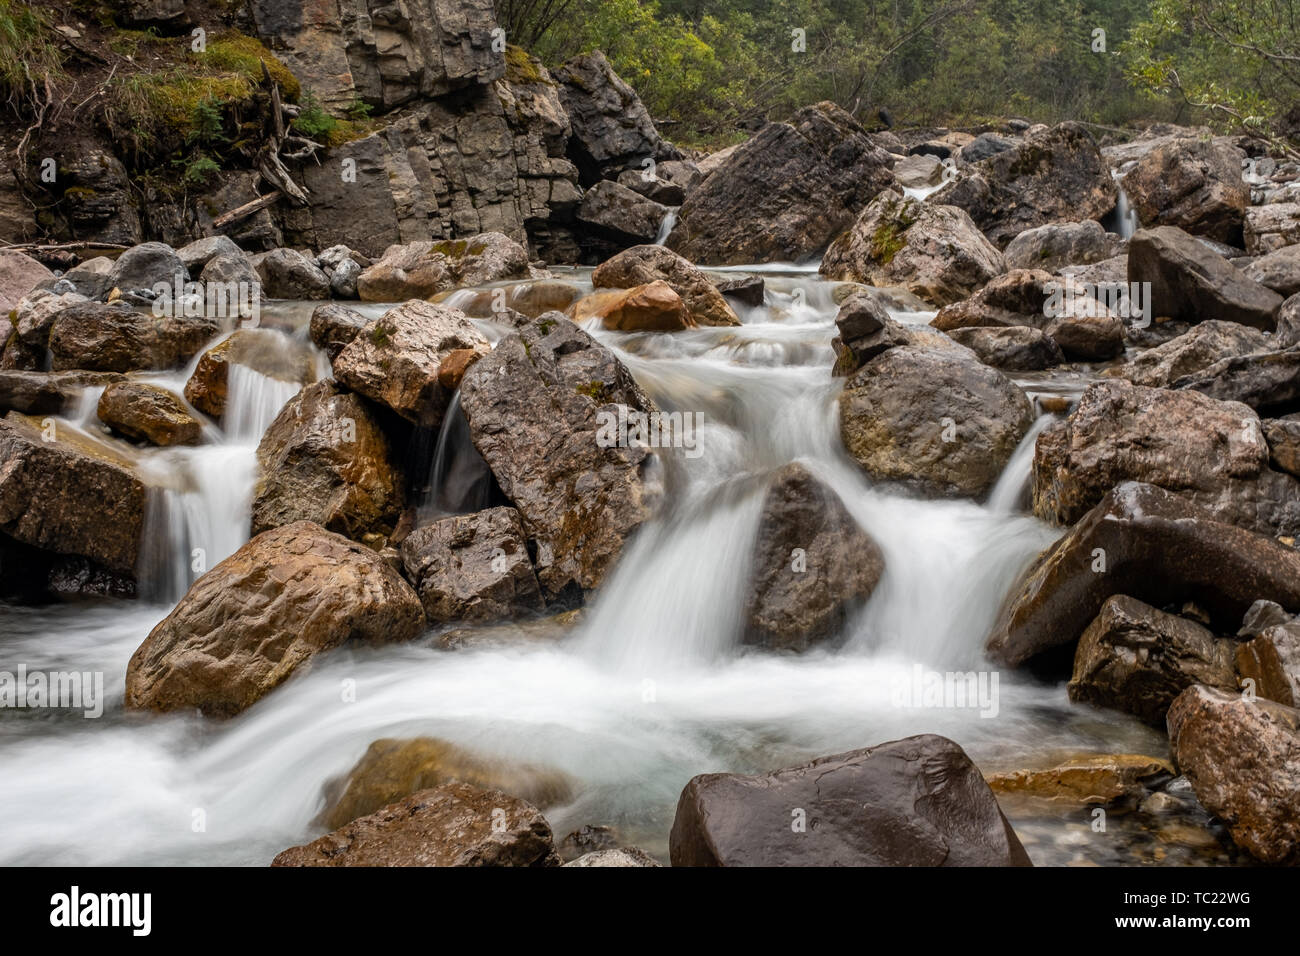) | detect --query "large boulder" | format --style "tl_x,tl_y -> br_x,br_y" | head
987,483 -> 1300,667
1244,202 -> 1300,255
1033,380 -> 1300,536
183,330 -> 315,418
1173,345 -> 1300,416
400,507 -> 545,625
322,737 -> 573,829
591,245 -> 739,327
1003,220 -> 1121,273
554,50 -> 680,184
839,345 -> 1034,498
820,189 -> 1005,305
569,281 -> 693,332
669,735 -> 1032,866
356,234 -> 530,302
1243,244 -> 1300,297
932,123 -> 1118,247
1167,684 -> 1300,864
0,370 -> 123,416
574,180 -> 670,246
308,303 -> 371,360
0,416 -> 145,573
272,782 -> 560,867
125,521 -> 424,717
744,463 -> 884,652
1120,137 -> 1249,244
256,248 -> 330,299
666,102 -> 895,265
248,0 -> 502,110
48,303 -> 218,373
1108,321 -> 1268,387
1067,595 -> 1239,725
176,235 -> 244,273
0,251 -> 53,315
932,270 -> 1122,361
107,241 -> 186,292
1128,226 -> 1282,330
1236,619 -> 1300,707
332,300 -> 490,427
96,382 -> 201,447
458,314 -> 663,602
829,291 -> 924,376
948,326 -> 1064,371
250,381 -> 405,541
